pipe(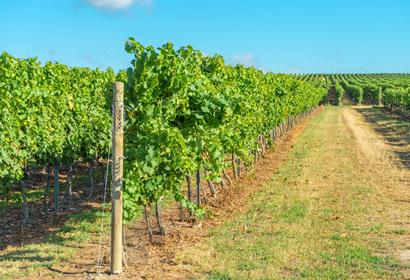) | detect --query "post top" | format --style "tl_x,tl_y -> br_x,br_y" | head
113,82 -> 124,102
